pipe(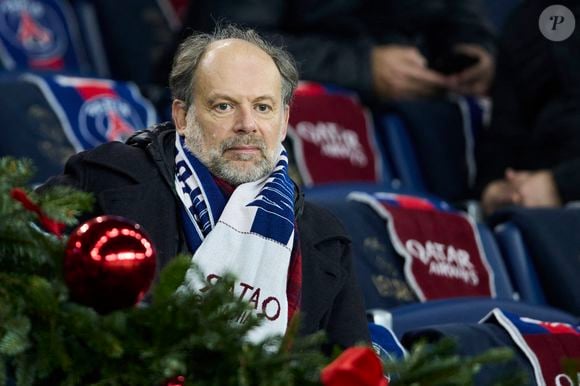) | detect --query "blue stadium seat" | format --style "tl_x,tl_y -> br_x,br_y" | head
493,222 -> 546,305
373,297 -> 578,339
377,97 -> 486,202
379,114 -> 426,193
0,73 -> 74,183
476,222 -> 515,297
490,208 -> 580,315
0,0 -> 93,75
0,72 -> 157,184
317,197 -> 515,309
